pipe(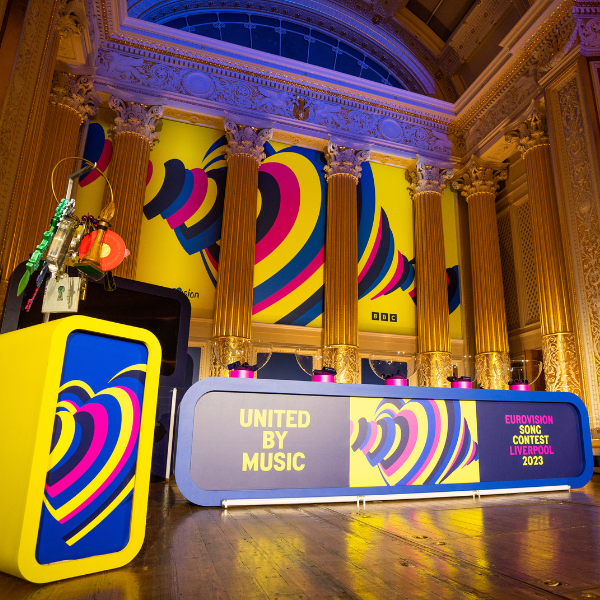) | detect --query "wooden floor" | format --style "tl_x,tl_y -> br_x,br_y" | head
5,480 -> 600,600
